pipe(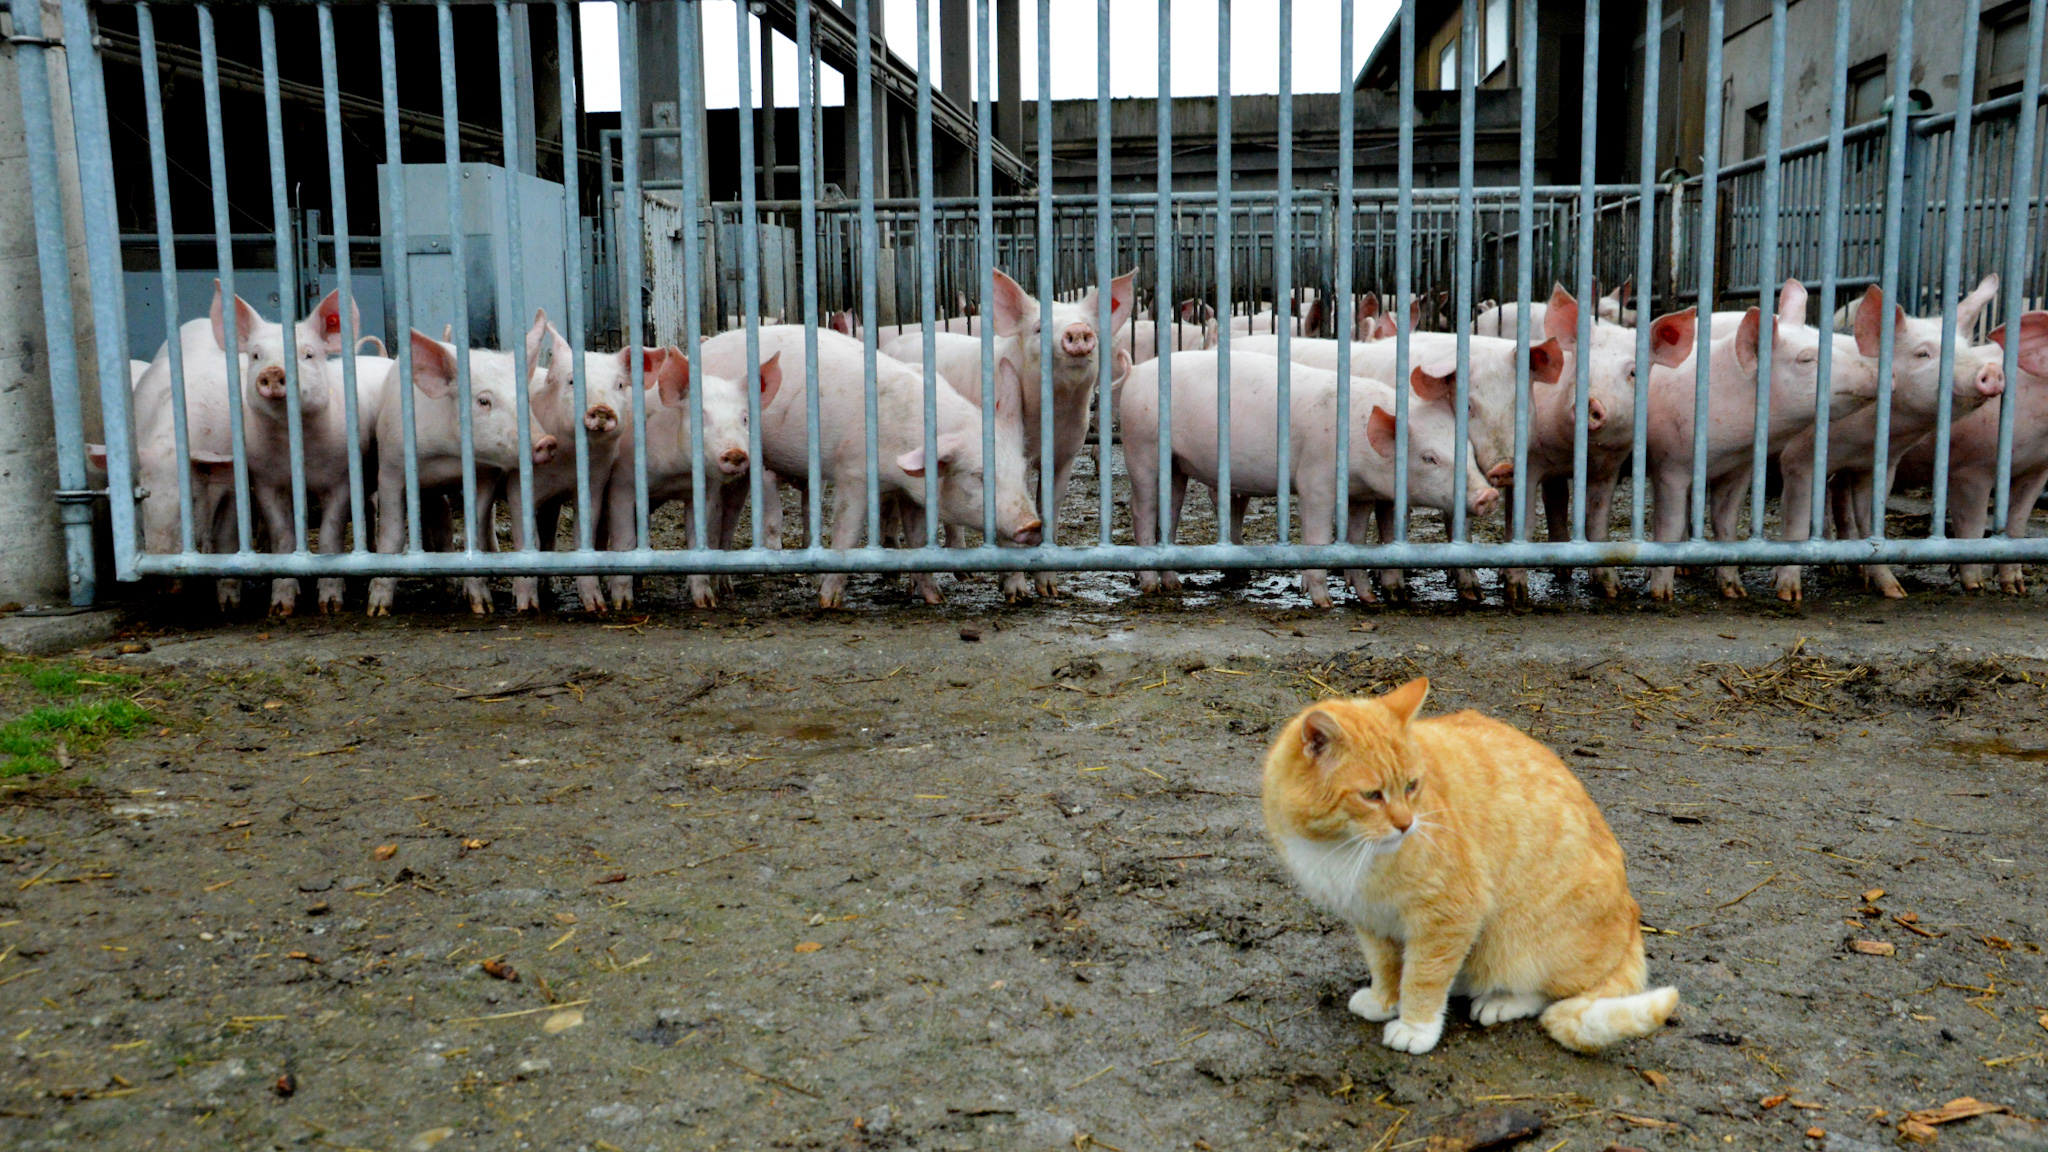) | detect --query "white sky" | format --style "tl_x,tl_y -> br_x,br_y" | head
579,1 -> 1399,113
